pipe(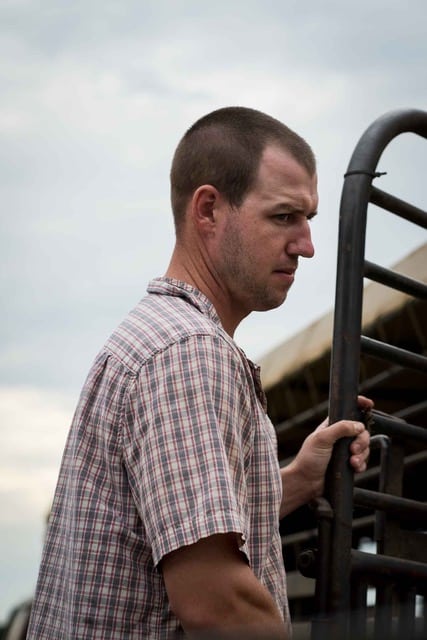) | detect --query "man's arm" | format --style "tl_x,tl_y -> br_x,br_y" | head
280,396 -> 373,518
162,533 -> 288,639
